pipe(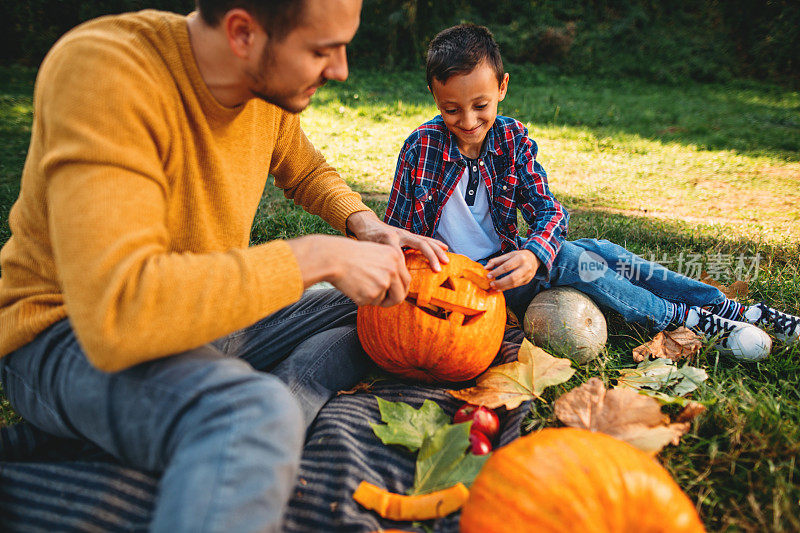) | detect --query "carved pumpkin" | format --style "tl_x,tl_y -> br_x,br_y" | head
357,251 -> 506,383
460,428 -> 705,533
